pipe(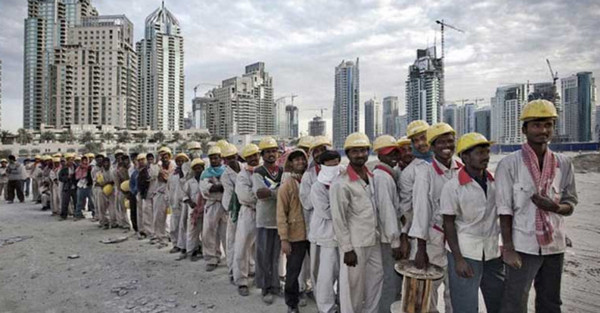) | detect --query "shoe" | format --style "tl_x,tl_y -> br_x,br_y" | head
262,293 -> 274,305
190,251 -> 202,262
205,264 -> 217,272
298,292 -> 307,307
169,247 -> 181,254
103,224 -> 110,229
176,252 -> 188,261
238,286 -> 249,297
180,249 -> 186,254
287,306 -> 299,313
73,216 -> 84,221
